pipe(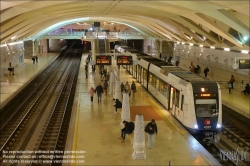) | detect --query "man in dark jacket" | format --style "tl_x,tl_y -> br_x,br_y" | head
114,99 -> 122,113
120,121 -> 133,143
145,119 -> 157,148
95,83 -> 103,103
